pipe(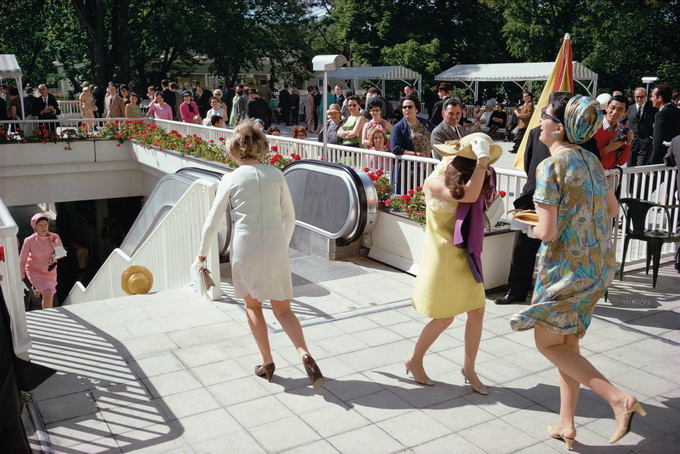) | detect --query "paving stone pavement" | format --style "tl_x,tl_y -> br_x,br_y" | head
20,255 -> 680,453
